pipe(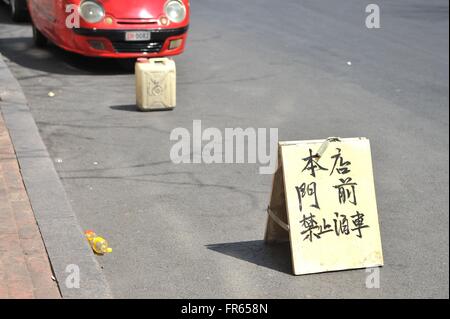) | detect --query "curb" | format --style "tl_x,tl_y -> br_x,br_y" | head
0,54 -> 112,299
